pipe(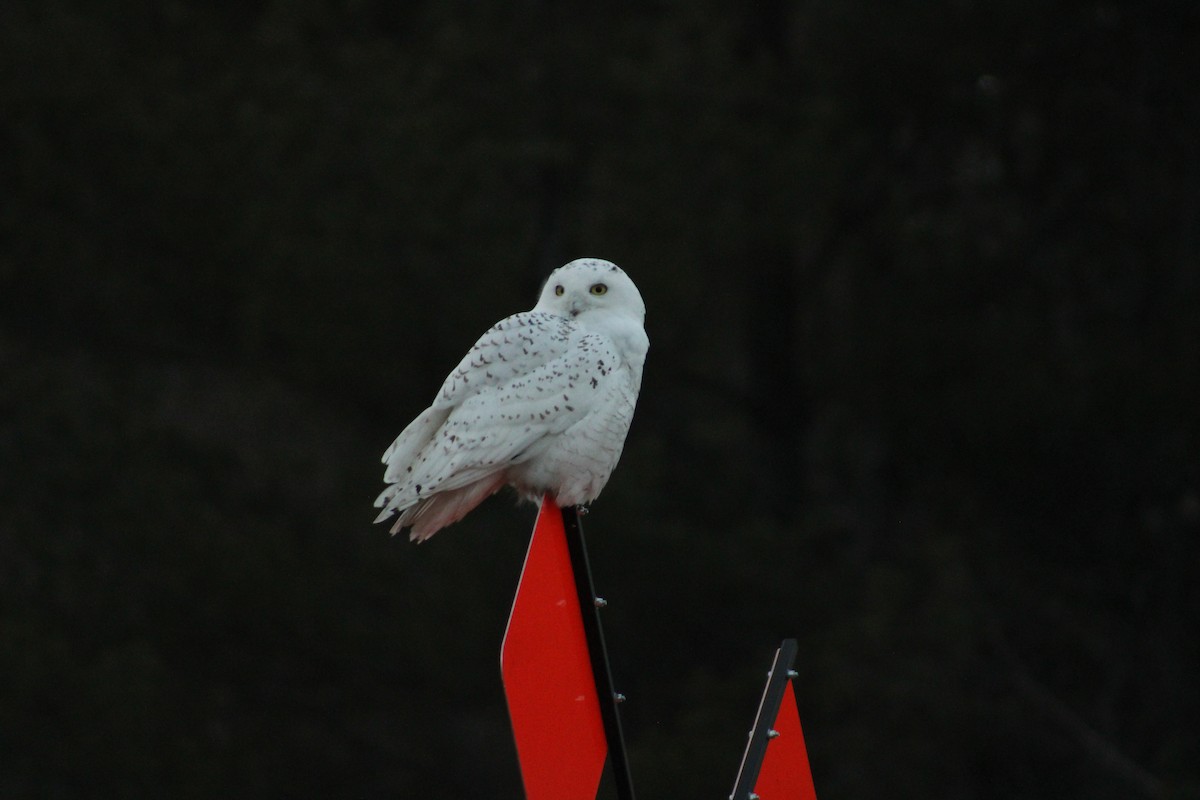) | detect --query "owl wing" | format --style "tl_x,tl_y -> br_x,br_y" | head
433,329 -> 619,480
378,311 -> 573,480
376,311 -> 590,508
